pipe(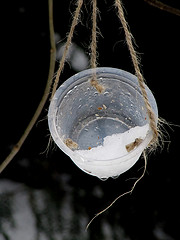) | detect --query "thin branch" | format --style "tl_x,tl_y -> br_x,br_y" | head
144,0 -> 180,17
0,0 -> 56,173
